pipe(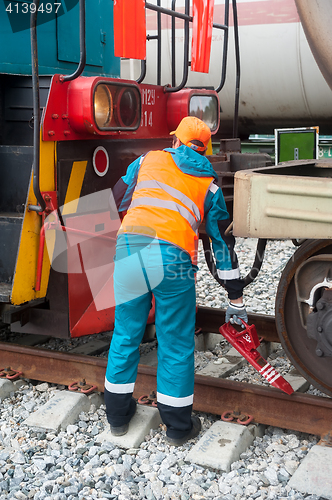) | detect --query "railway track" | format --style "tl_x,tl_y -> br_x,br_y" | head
1,307 -> 331,439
